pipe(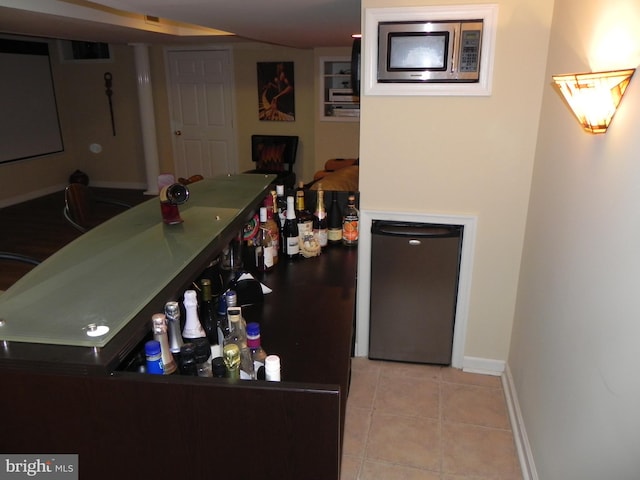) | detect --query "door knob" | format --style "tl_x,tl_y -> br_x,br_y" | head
174,130 -> 182,136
